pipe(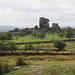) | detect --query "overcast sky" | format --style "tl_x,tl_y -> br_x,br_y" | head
0,0 -> 75,28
